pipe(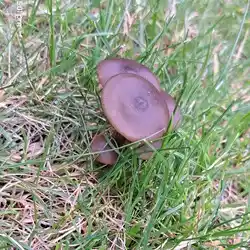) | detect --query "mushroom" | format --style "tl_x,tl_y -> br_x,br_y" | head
91,134 -> 118,165
97,58 -> 161,91
160,91 -> 181,129
94,57 -> 183,164
101,73 -> 170,142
